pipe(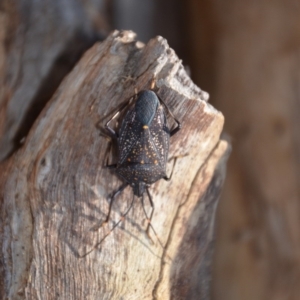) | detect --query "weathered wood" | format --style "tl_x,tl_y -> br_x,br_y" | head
0,30 -> 229,299
0,0 -> 110,161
